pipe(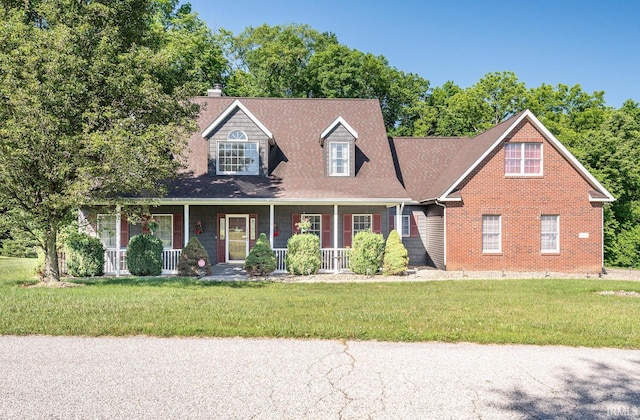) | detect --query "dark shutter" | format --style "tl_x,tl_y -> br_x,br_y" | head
389,214 -> 395,231
292,214 -> 301,235
343,214 -> 352,247
410,213 -> 419,237
217,214 -> 225,263
173,213 -> 183,249
120,214 -> 129,248
322,214 -> 331,248
373,214 -> 382,234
